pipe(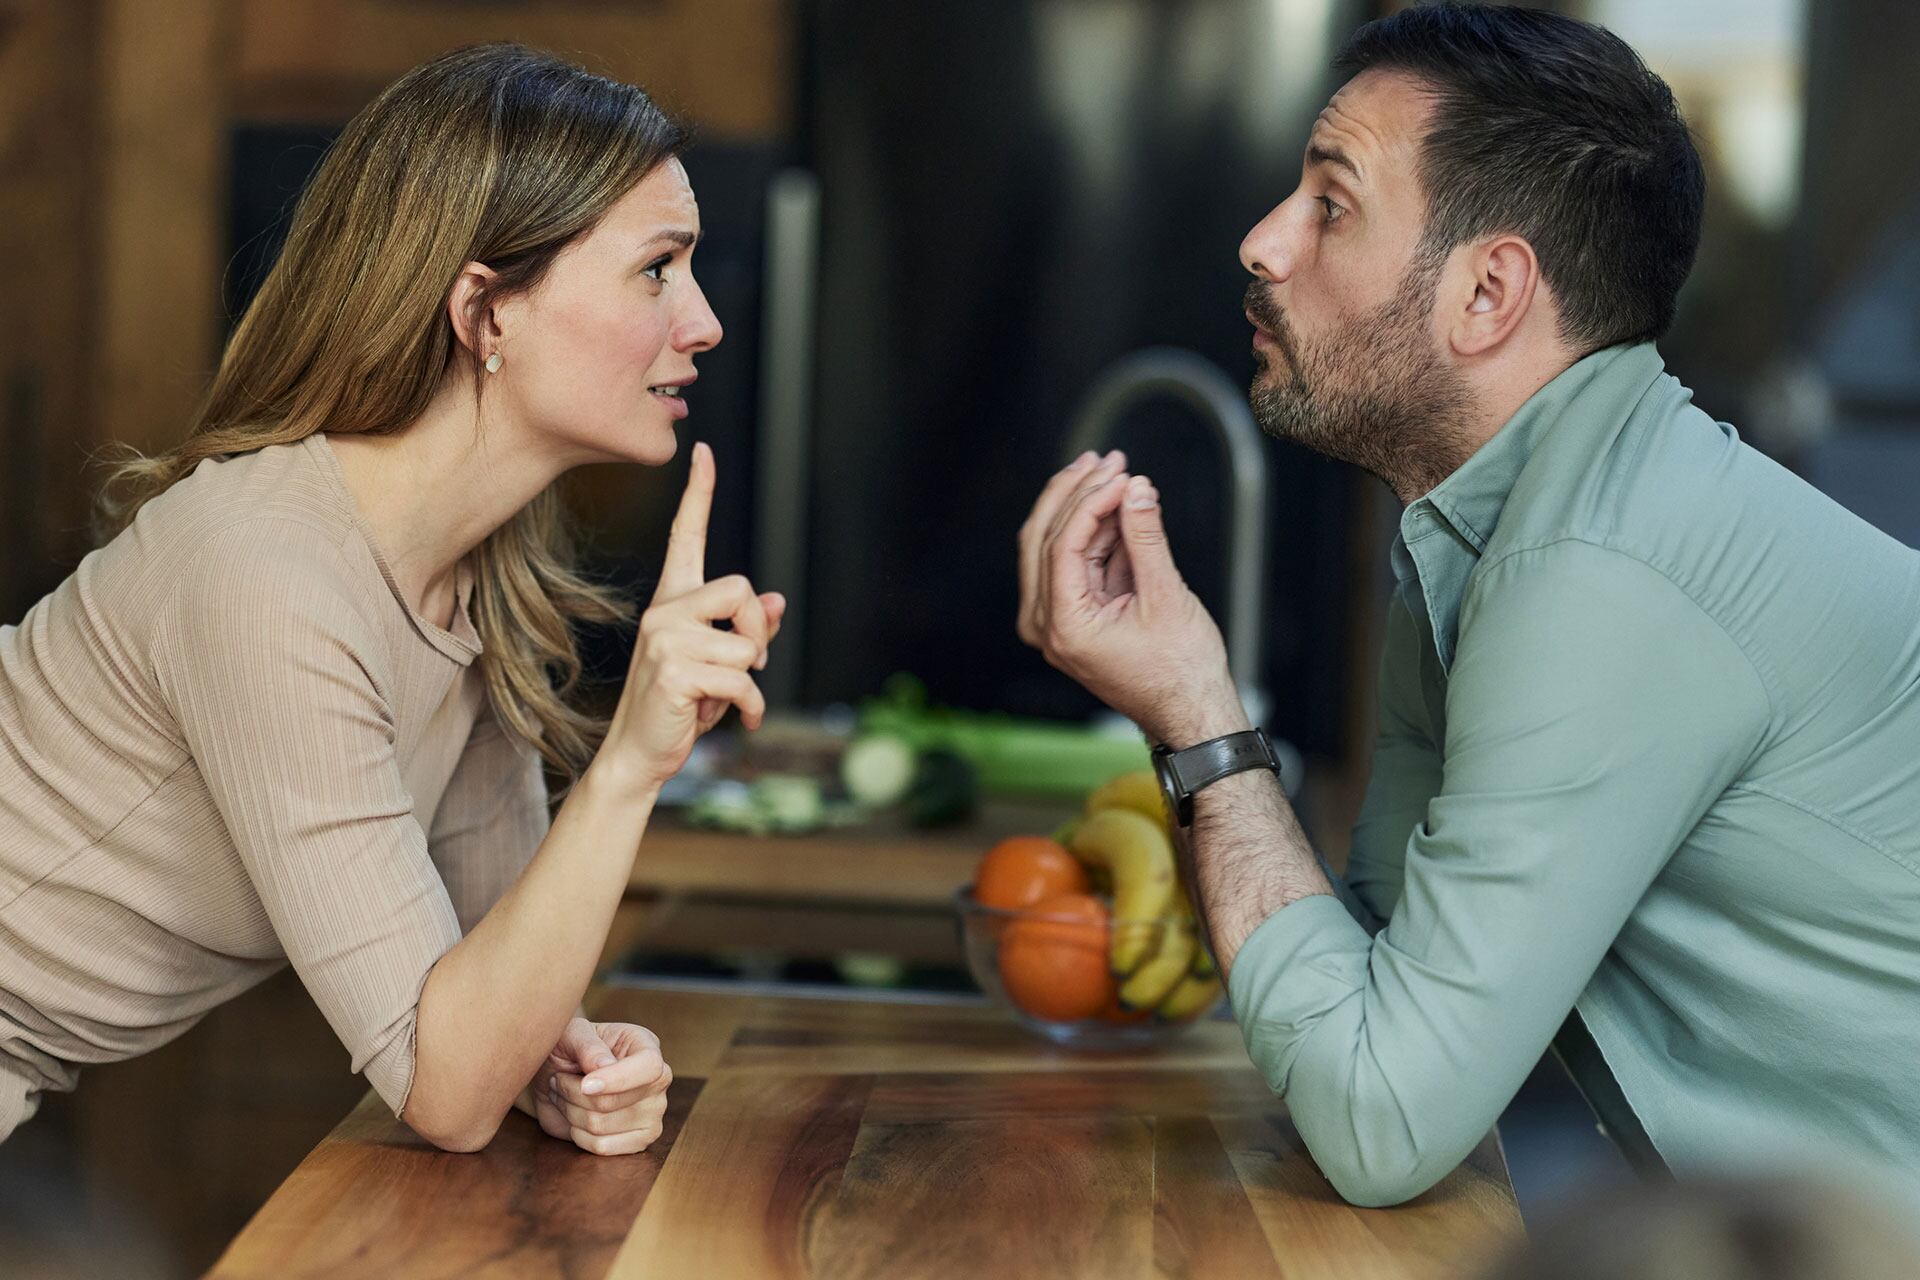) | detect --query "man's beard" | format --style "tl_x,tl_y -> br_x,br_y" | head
1245,258 -> 1476,502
